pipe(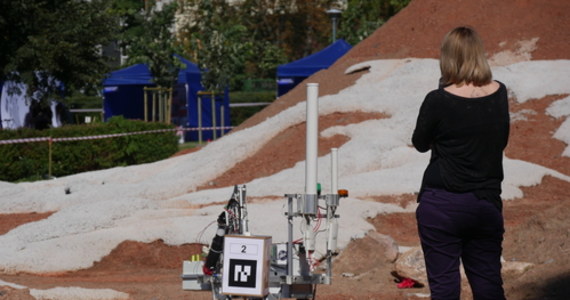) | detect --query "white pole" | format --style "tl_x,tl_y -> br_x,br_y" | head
305,83 -> 319,196
331,148 -> 338,194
